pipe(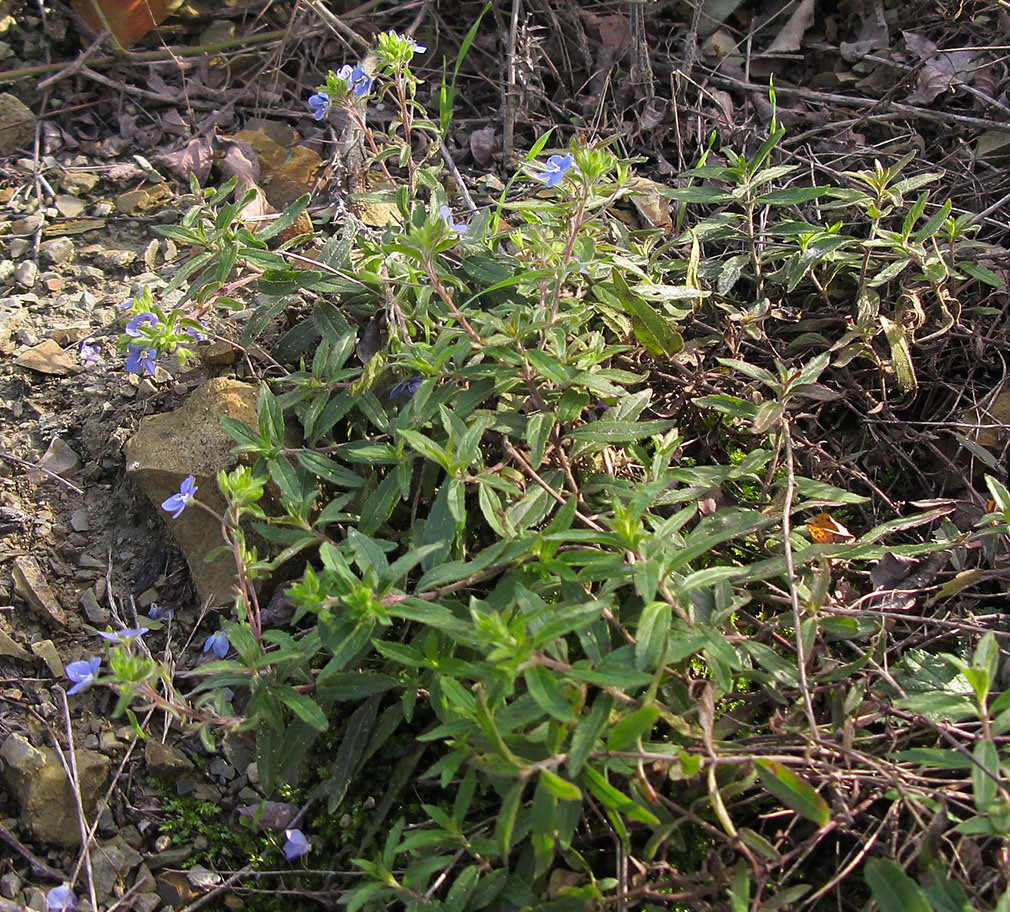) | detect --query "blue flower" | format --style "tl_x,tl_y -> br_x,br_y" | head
125,344 -> 156,375
538,153 -> 575,188
283,828 -> 309,860
65,657 -> 100,696
46,884 -> 76,911
78,338 -> 100,363
389,376 -> 422,399
438,205 -> 467,235
149,603 -> 174,622
161,475 -> 198,519
348,64 -> 371,97
203,629 -> 230,659
97,627 -> 147,643
124,311 -> 159,337
307,91 -> 330,120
